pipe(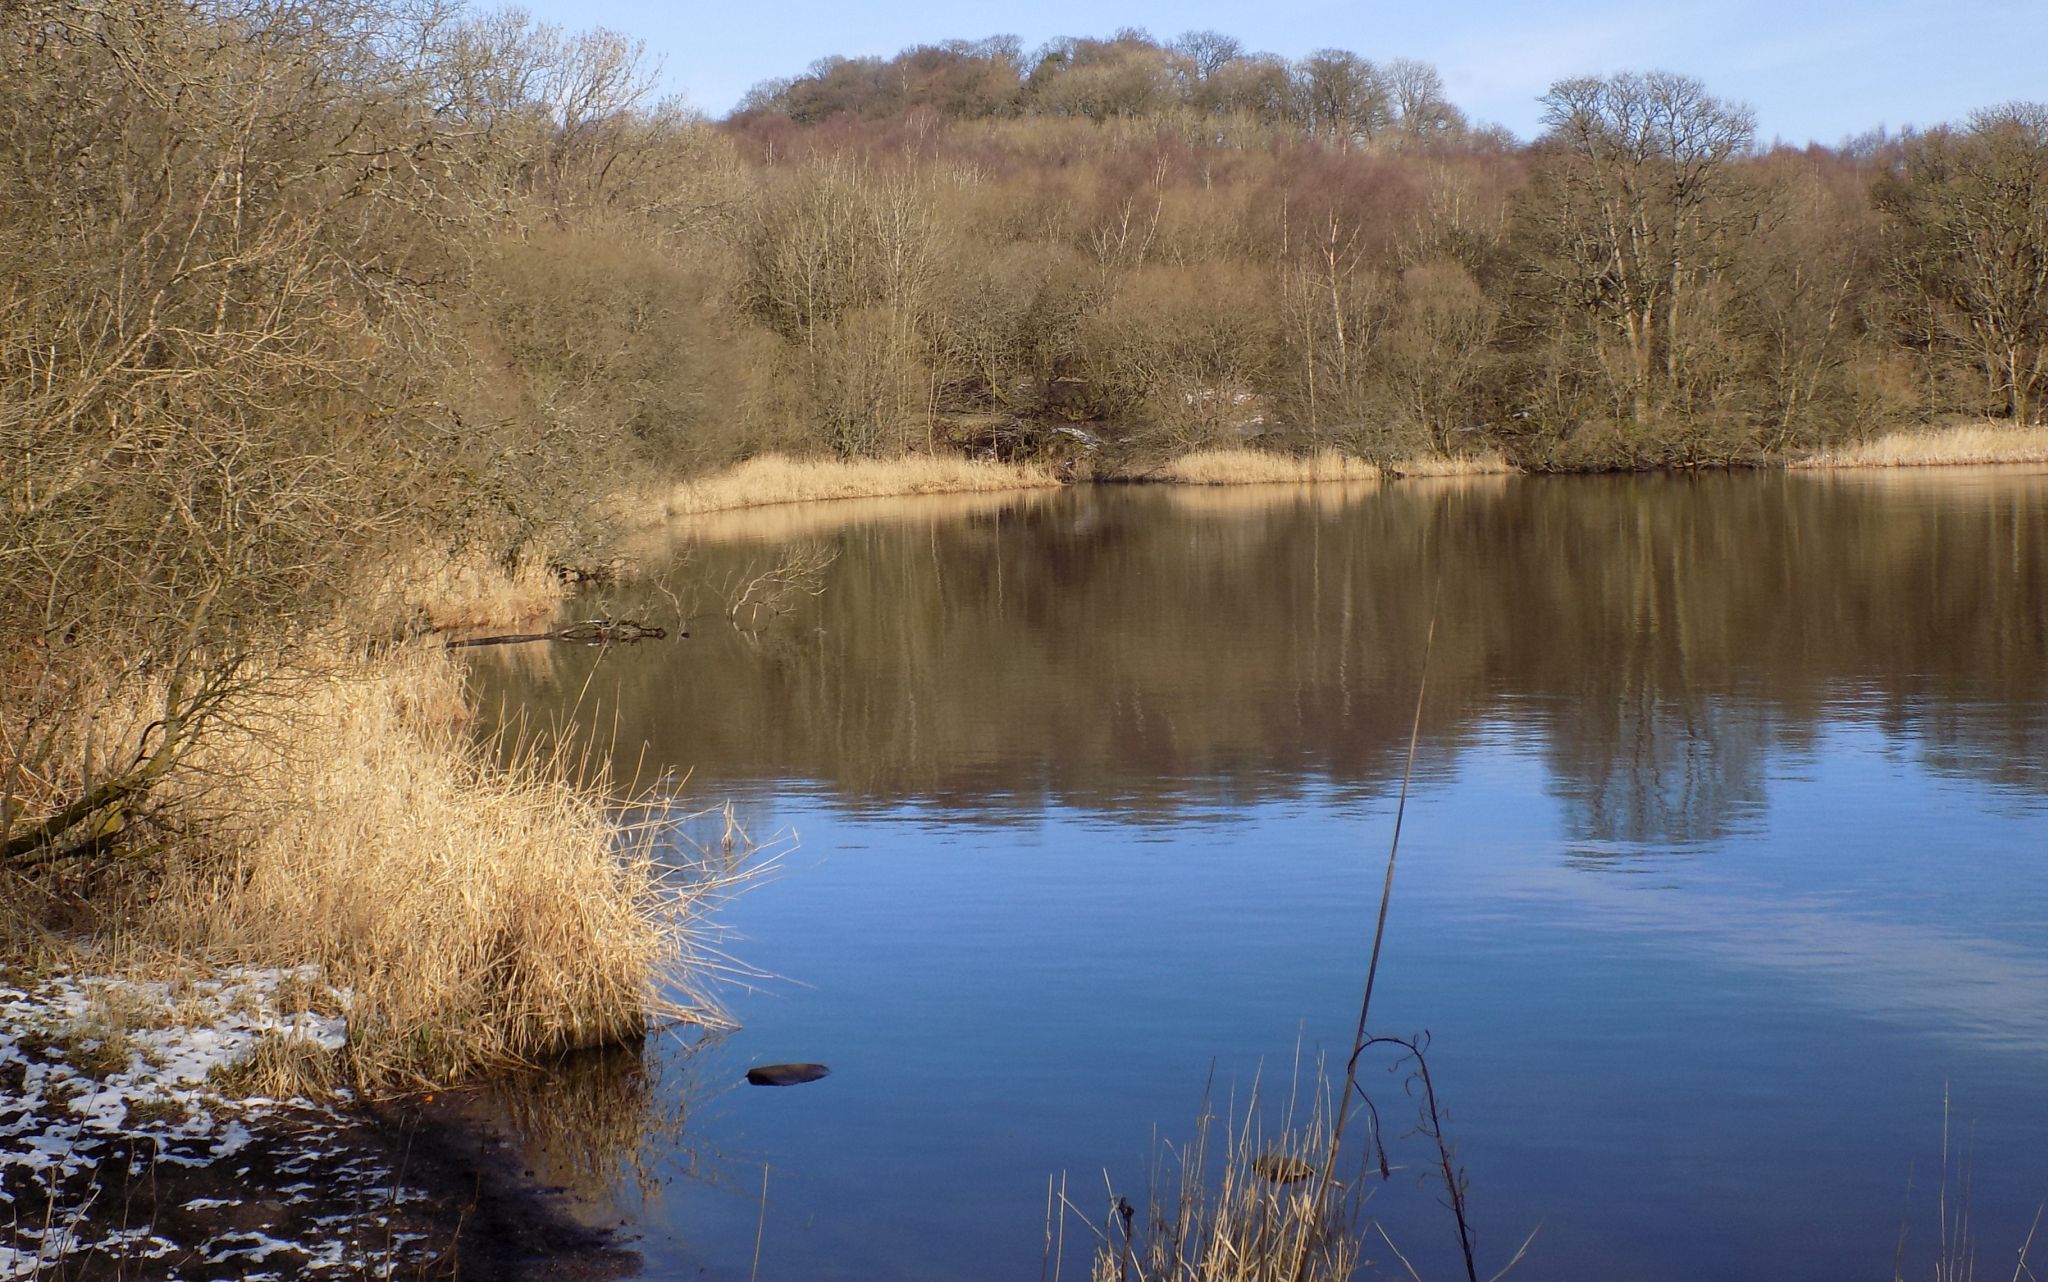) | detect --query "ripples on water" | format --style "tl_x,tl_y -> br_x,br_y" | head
474,469 -> 2048,1281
